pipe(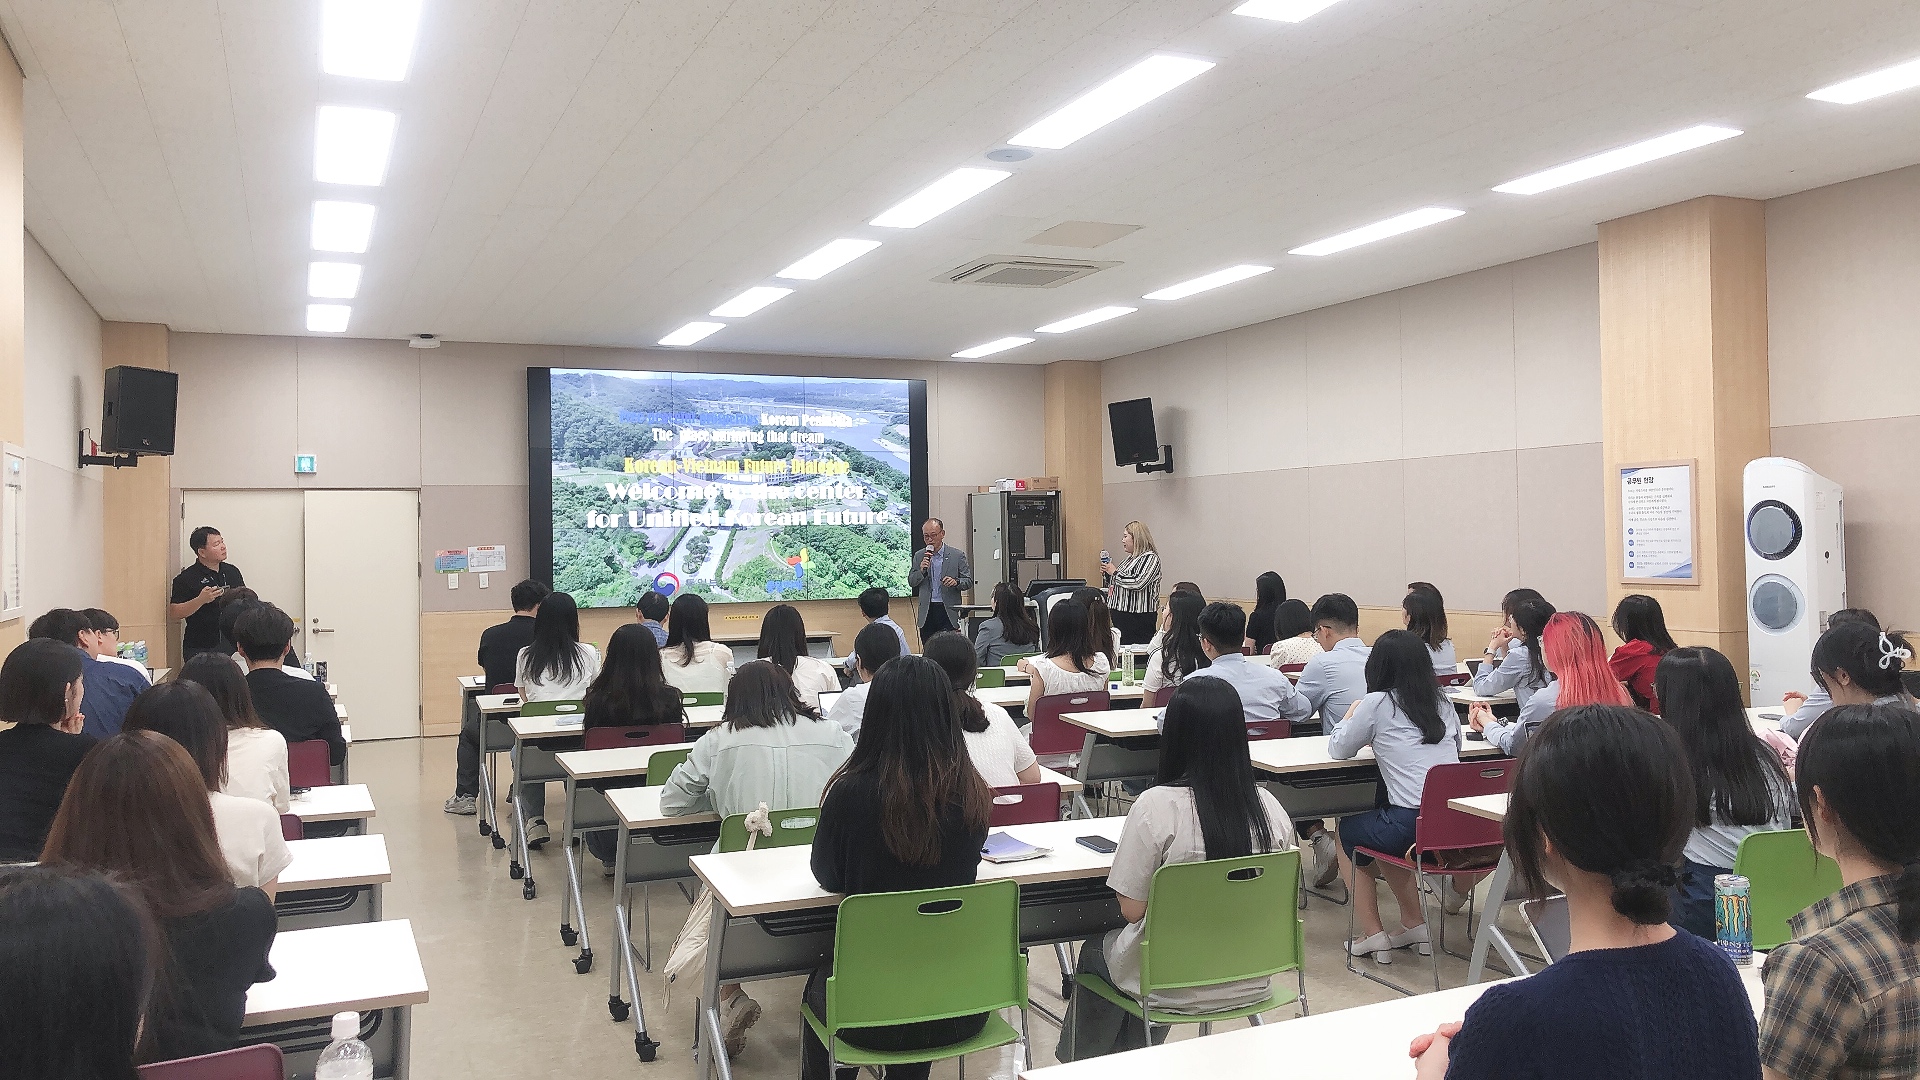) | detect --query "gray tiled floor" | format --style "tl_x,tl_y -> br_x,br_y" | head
355,736 -> 1517,1079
